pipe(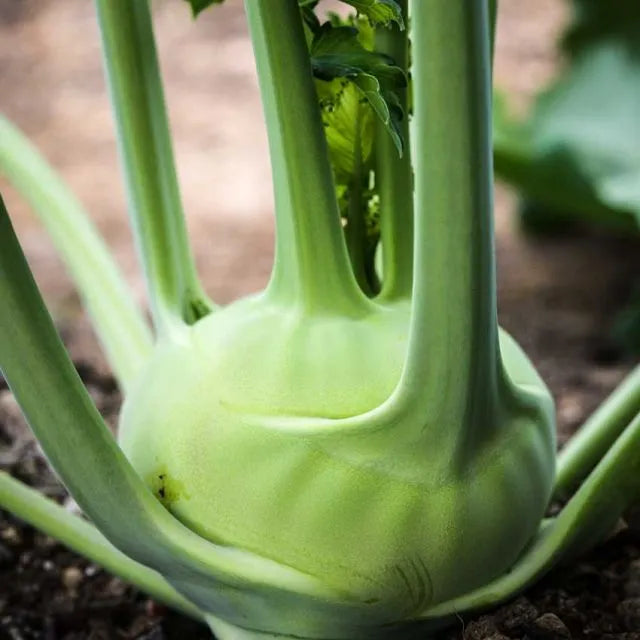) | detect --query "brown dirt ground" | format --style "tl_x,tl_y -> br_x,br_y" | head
1,1 -> 639,638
